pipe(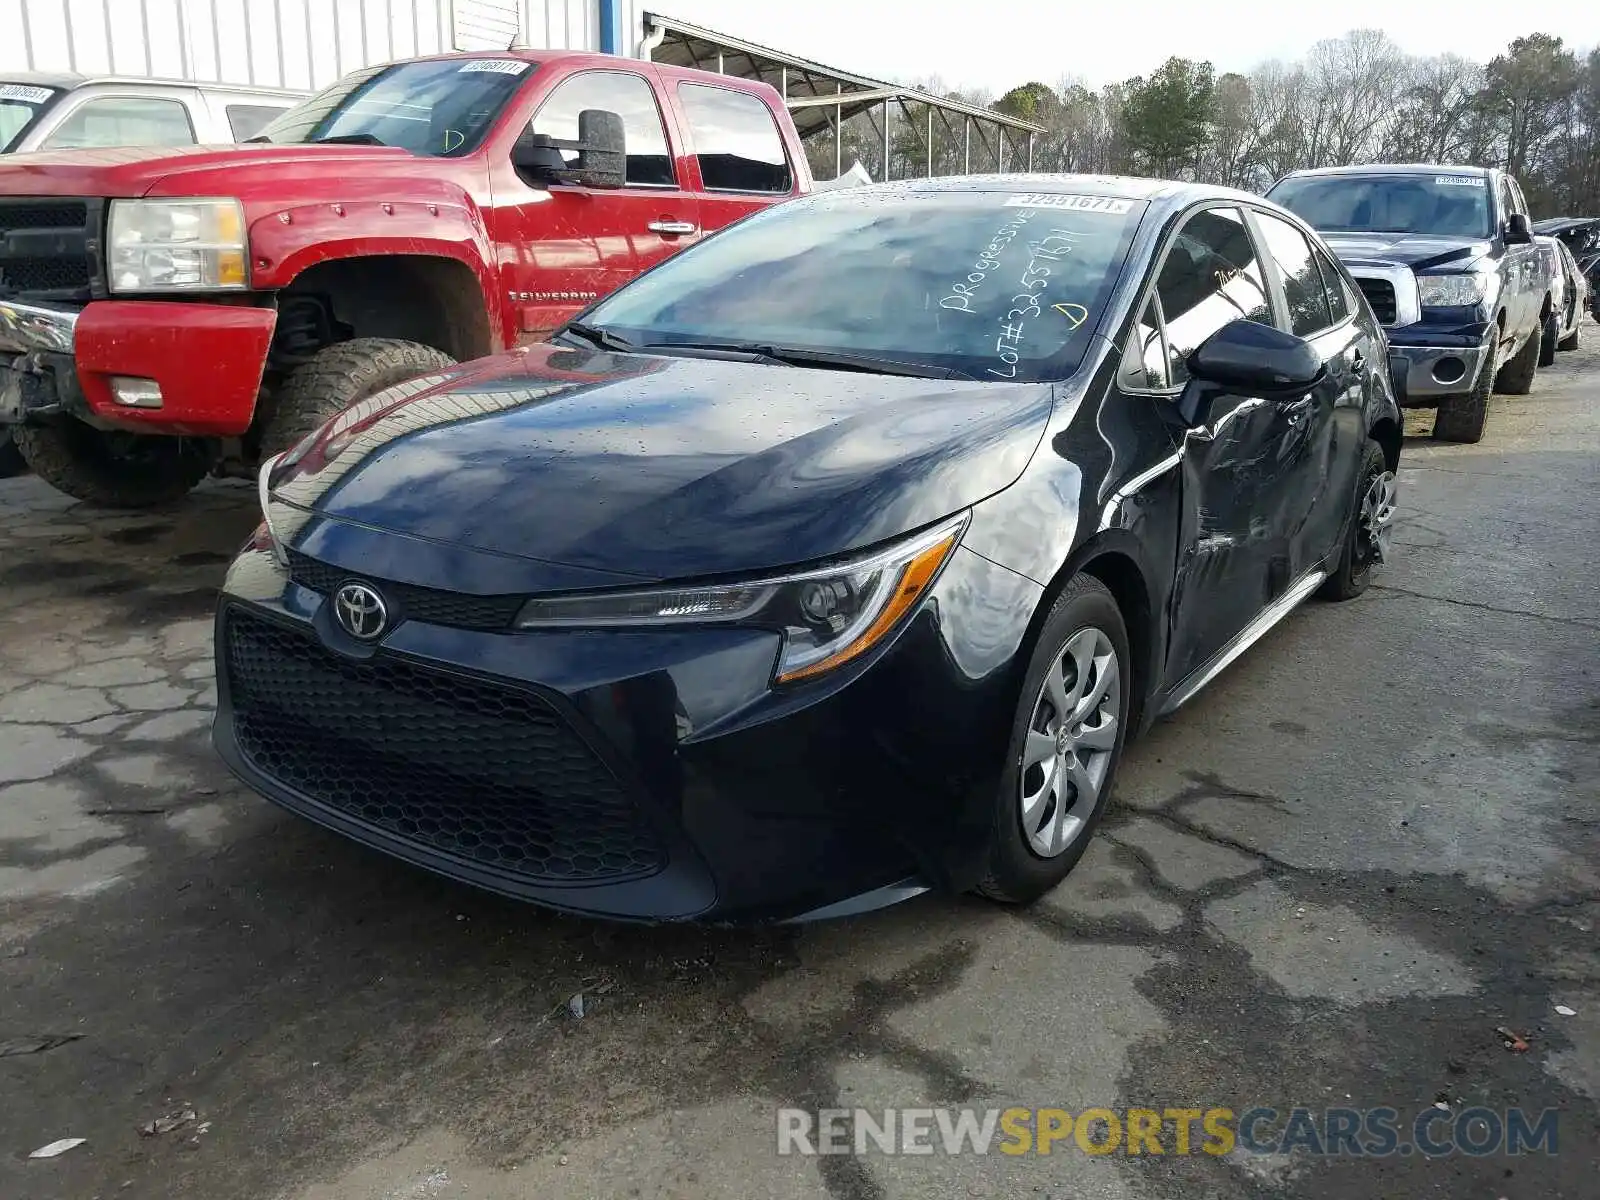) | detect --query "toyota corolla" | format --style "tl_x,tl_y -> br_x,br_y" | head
214,176 -> 1401,923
